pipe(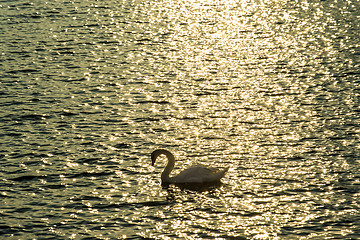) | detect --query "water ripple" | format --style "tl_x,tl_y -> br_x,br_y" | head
0,0 -> 359,239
